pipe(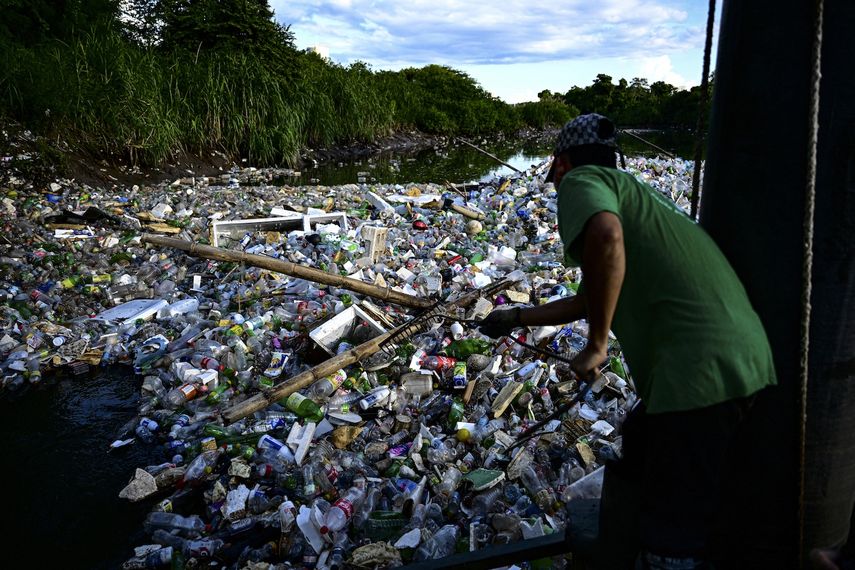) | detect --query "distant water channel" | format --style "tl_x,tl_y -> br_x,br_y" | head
0,128 -> 696,568
297,128 -> 698,186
